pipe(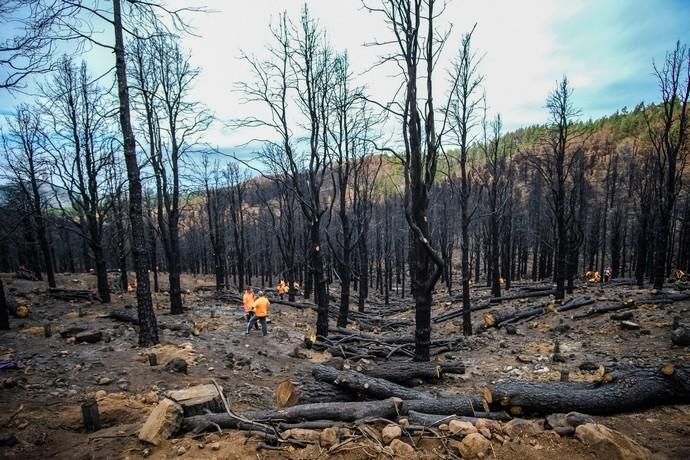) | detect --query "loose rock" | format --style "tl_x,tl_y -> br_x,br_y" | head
389,439 -> 415,456
575,423 -> 651,460
382,424 -> 402,445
